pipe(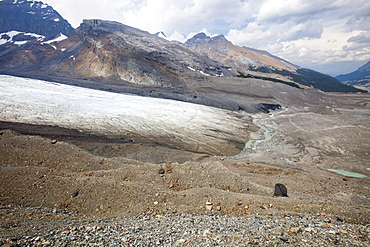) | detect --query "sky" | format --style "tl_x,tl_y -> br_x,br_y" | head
42,0 -> 370,76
